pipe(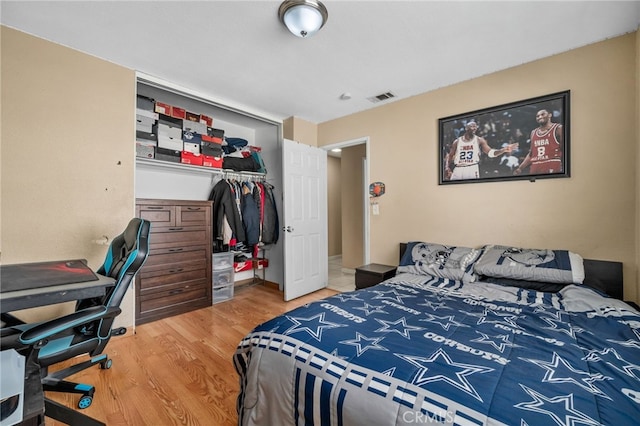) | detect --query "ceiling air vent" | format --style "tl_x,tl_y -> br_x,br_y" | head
368,91 -> 396,103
